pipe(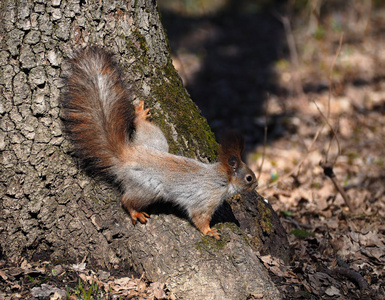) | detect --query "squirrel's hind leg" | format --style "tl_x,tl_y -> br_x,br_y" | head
132,100 -> 169,152
121,194 -> 149,225
191,213 -> 220,240
135,100 -> 151,121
